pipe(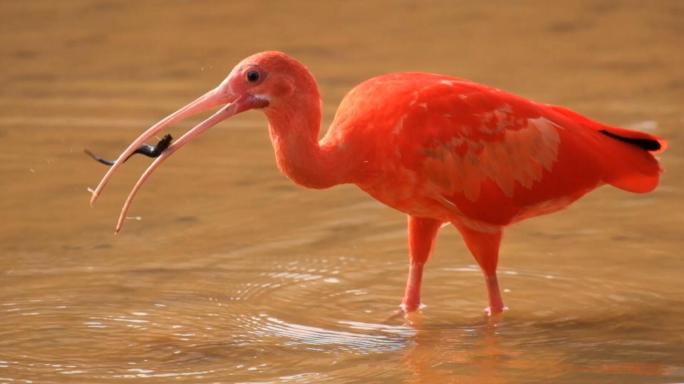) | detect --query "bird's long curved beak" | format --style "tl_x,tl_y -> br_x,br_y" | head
89,86 -> 268,232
